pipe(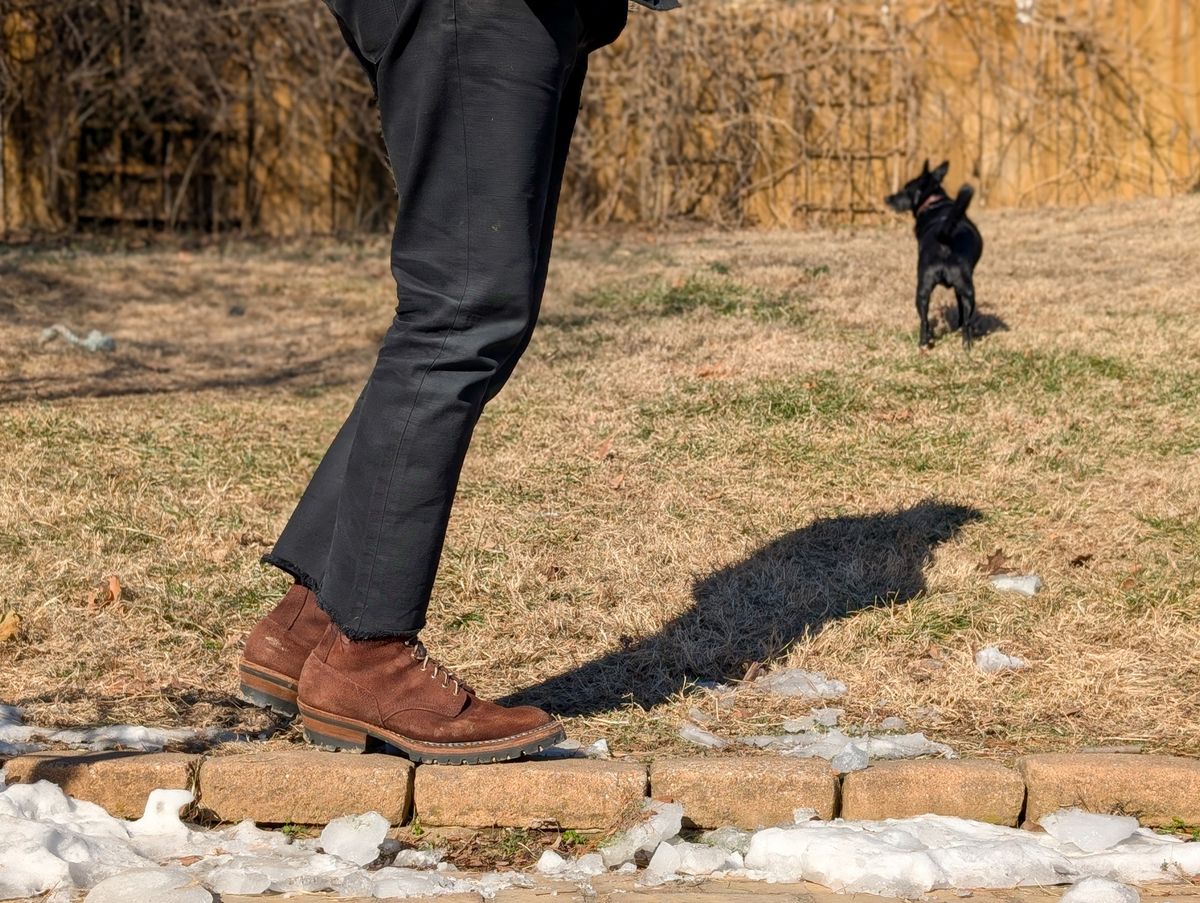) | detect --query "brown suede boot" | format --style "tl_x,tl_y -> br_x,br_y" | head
297,627 -> 565,764
239,583 -> 332,717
